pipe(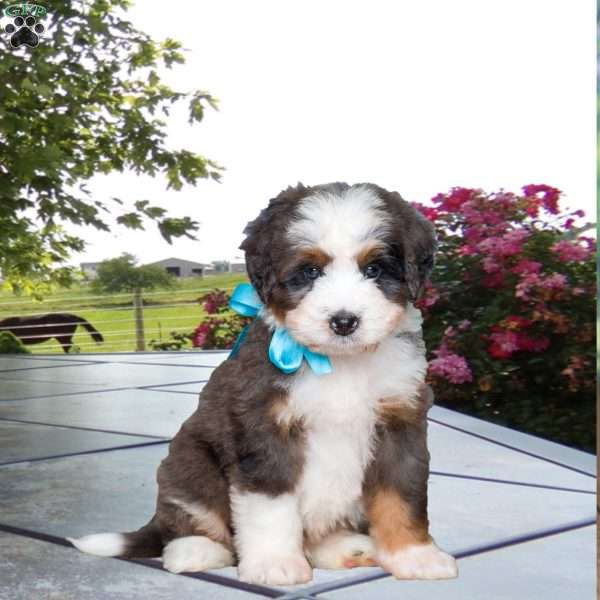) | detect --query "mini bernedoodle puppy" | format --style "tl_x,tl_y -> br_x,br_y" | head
70,182 -> 458,584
